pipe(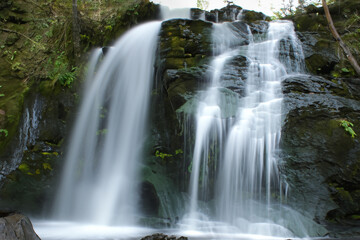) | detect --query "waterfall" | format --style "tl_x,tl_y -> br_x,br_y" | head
186,22 -> 249,224
0,95 -> 43,180
184,20 -> 306,237
33,6 -> 324,239
53,21 -> 161,226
